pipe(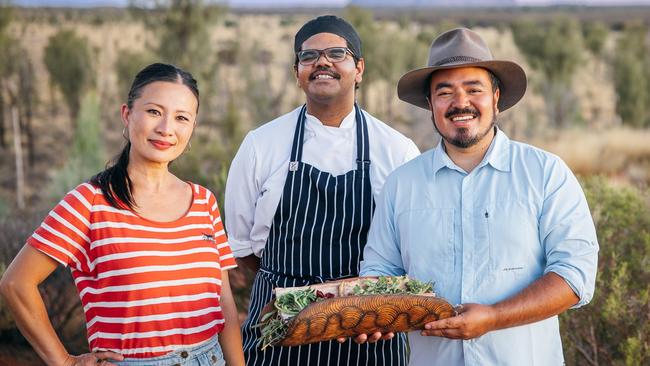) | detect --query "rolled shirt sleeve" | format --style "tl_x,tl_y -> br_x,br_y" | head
540,158 -> 599,308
